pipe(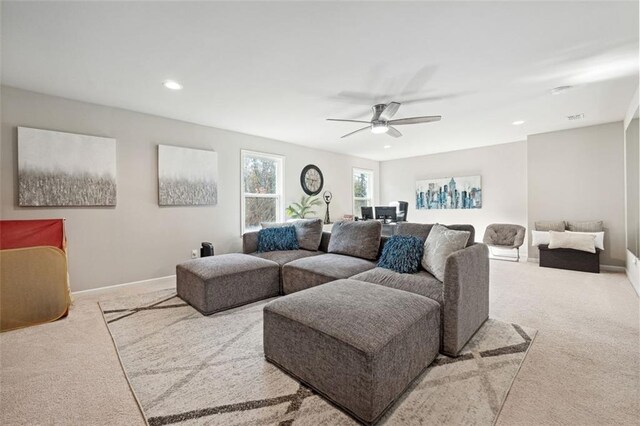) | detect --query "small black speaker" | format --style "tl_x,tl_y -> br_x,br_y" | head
200,242 -> 214,257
